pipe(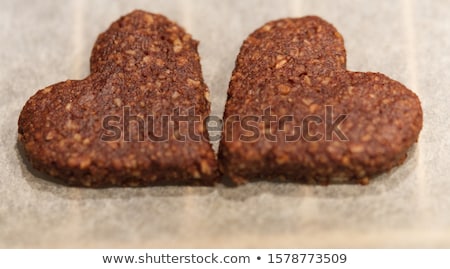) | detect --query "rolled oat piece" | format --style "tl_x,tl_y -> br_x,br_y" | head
219,16 -> 422,185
